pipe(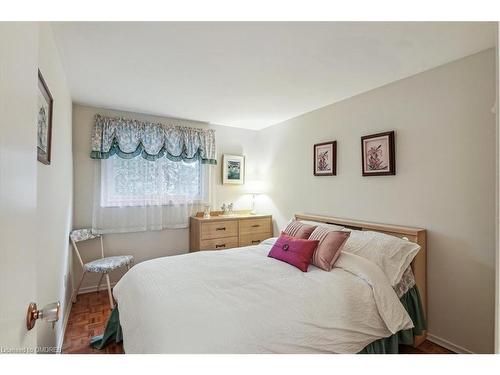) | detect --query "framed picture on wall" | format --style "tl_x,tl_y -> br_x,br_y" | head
313,141 -> 336,176
222,154 -> 245,184
361,131 -> 395,176
37,69 -> 53,165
